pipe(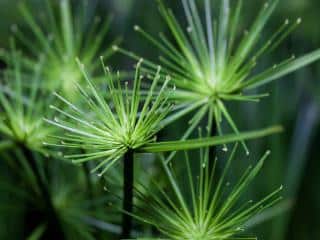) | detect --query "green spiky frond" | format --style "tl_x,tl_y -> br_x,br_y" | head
115,0 -> 320,154
133,145 -> 282,240
45,59 -> 173,175
8,0 -> 117,99
0,44 -> 57,153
